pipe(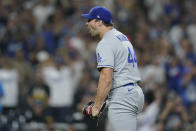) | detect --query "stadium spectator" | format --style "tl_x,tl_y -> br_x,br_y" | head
26,68 -> 50,122
0,80 -> 4,113
0,56 -> 19,114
